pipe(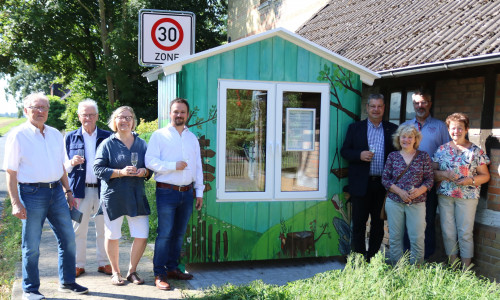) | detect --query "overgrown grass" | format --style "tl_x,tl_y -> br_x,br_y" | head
0,118 -> 25,136
0,199 -> 23,299
197,253 -> 499,299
